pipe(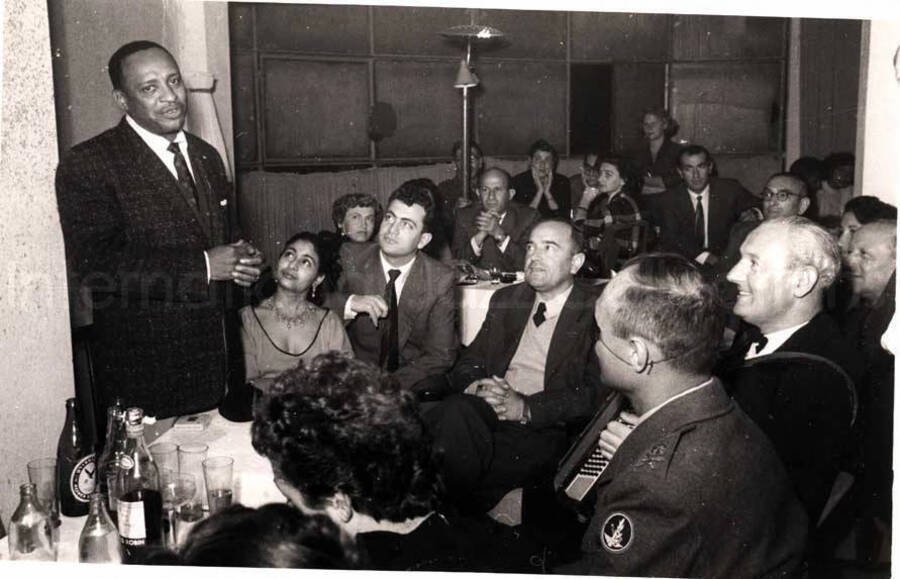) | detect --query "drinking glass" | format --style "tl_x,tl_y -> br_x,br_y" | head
178,444 -> 208,509
202,456 -> 235,514
149,442 -> 178,474
27,458 -> 59,525
160,471 -> 198,549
